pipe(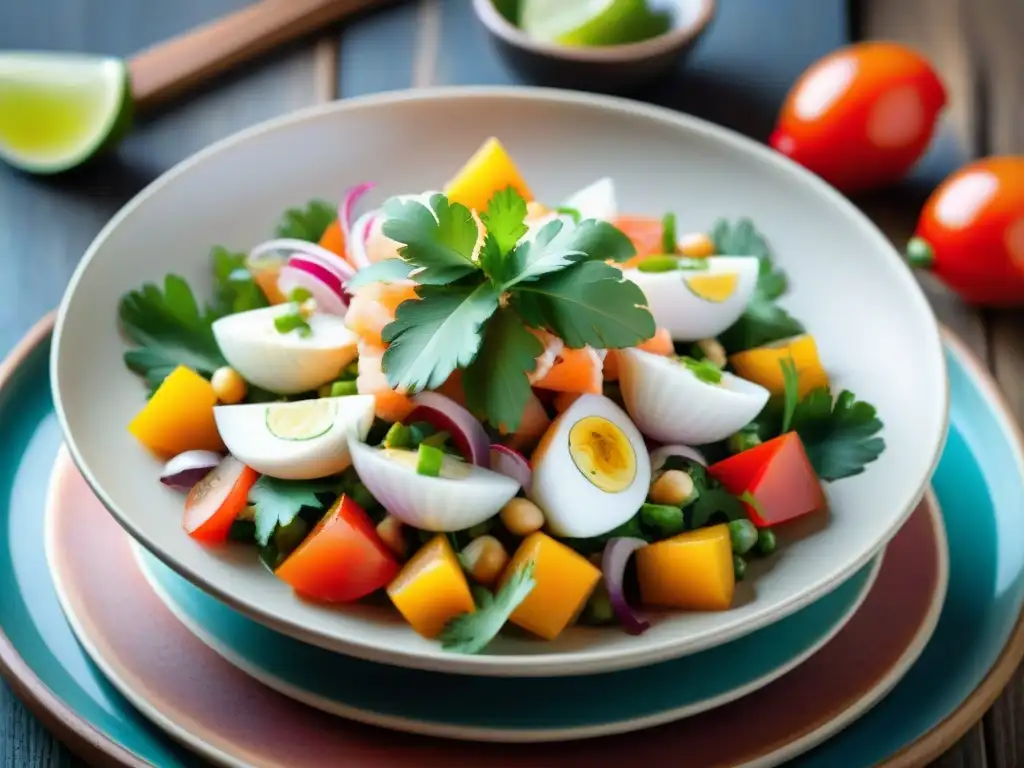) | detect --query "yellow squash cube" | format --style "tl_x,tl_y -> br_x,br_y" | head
636,524 -> 735,611
444,137 -> 534,213
387,535 -> 475,638
500,532 -> 601,640
729,334 -> 829,398
127,365 -> 225,457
